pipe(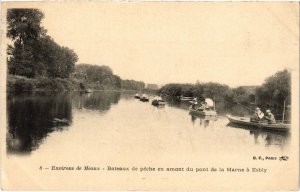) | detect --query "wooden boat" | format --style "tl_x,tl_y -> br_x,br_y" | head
189,106 -> 217,116
85,89 -> 93,93
134,94 -> 140,99
226,115 -> 290,131
152,97 -> 166,106
140,94 -> 149,102
180,96 -> 194,101
53,118 -> 70,125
